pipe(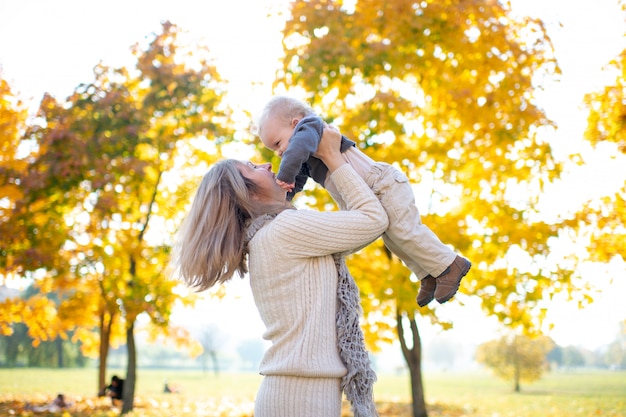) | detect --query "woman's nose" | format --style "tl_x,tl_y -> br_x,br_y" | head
262,163 -> 272,171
